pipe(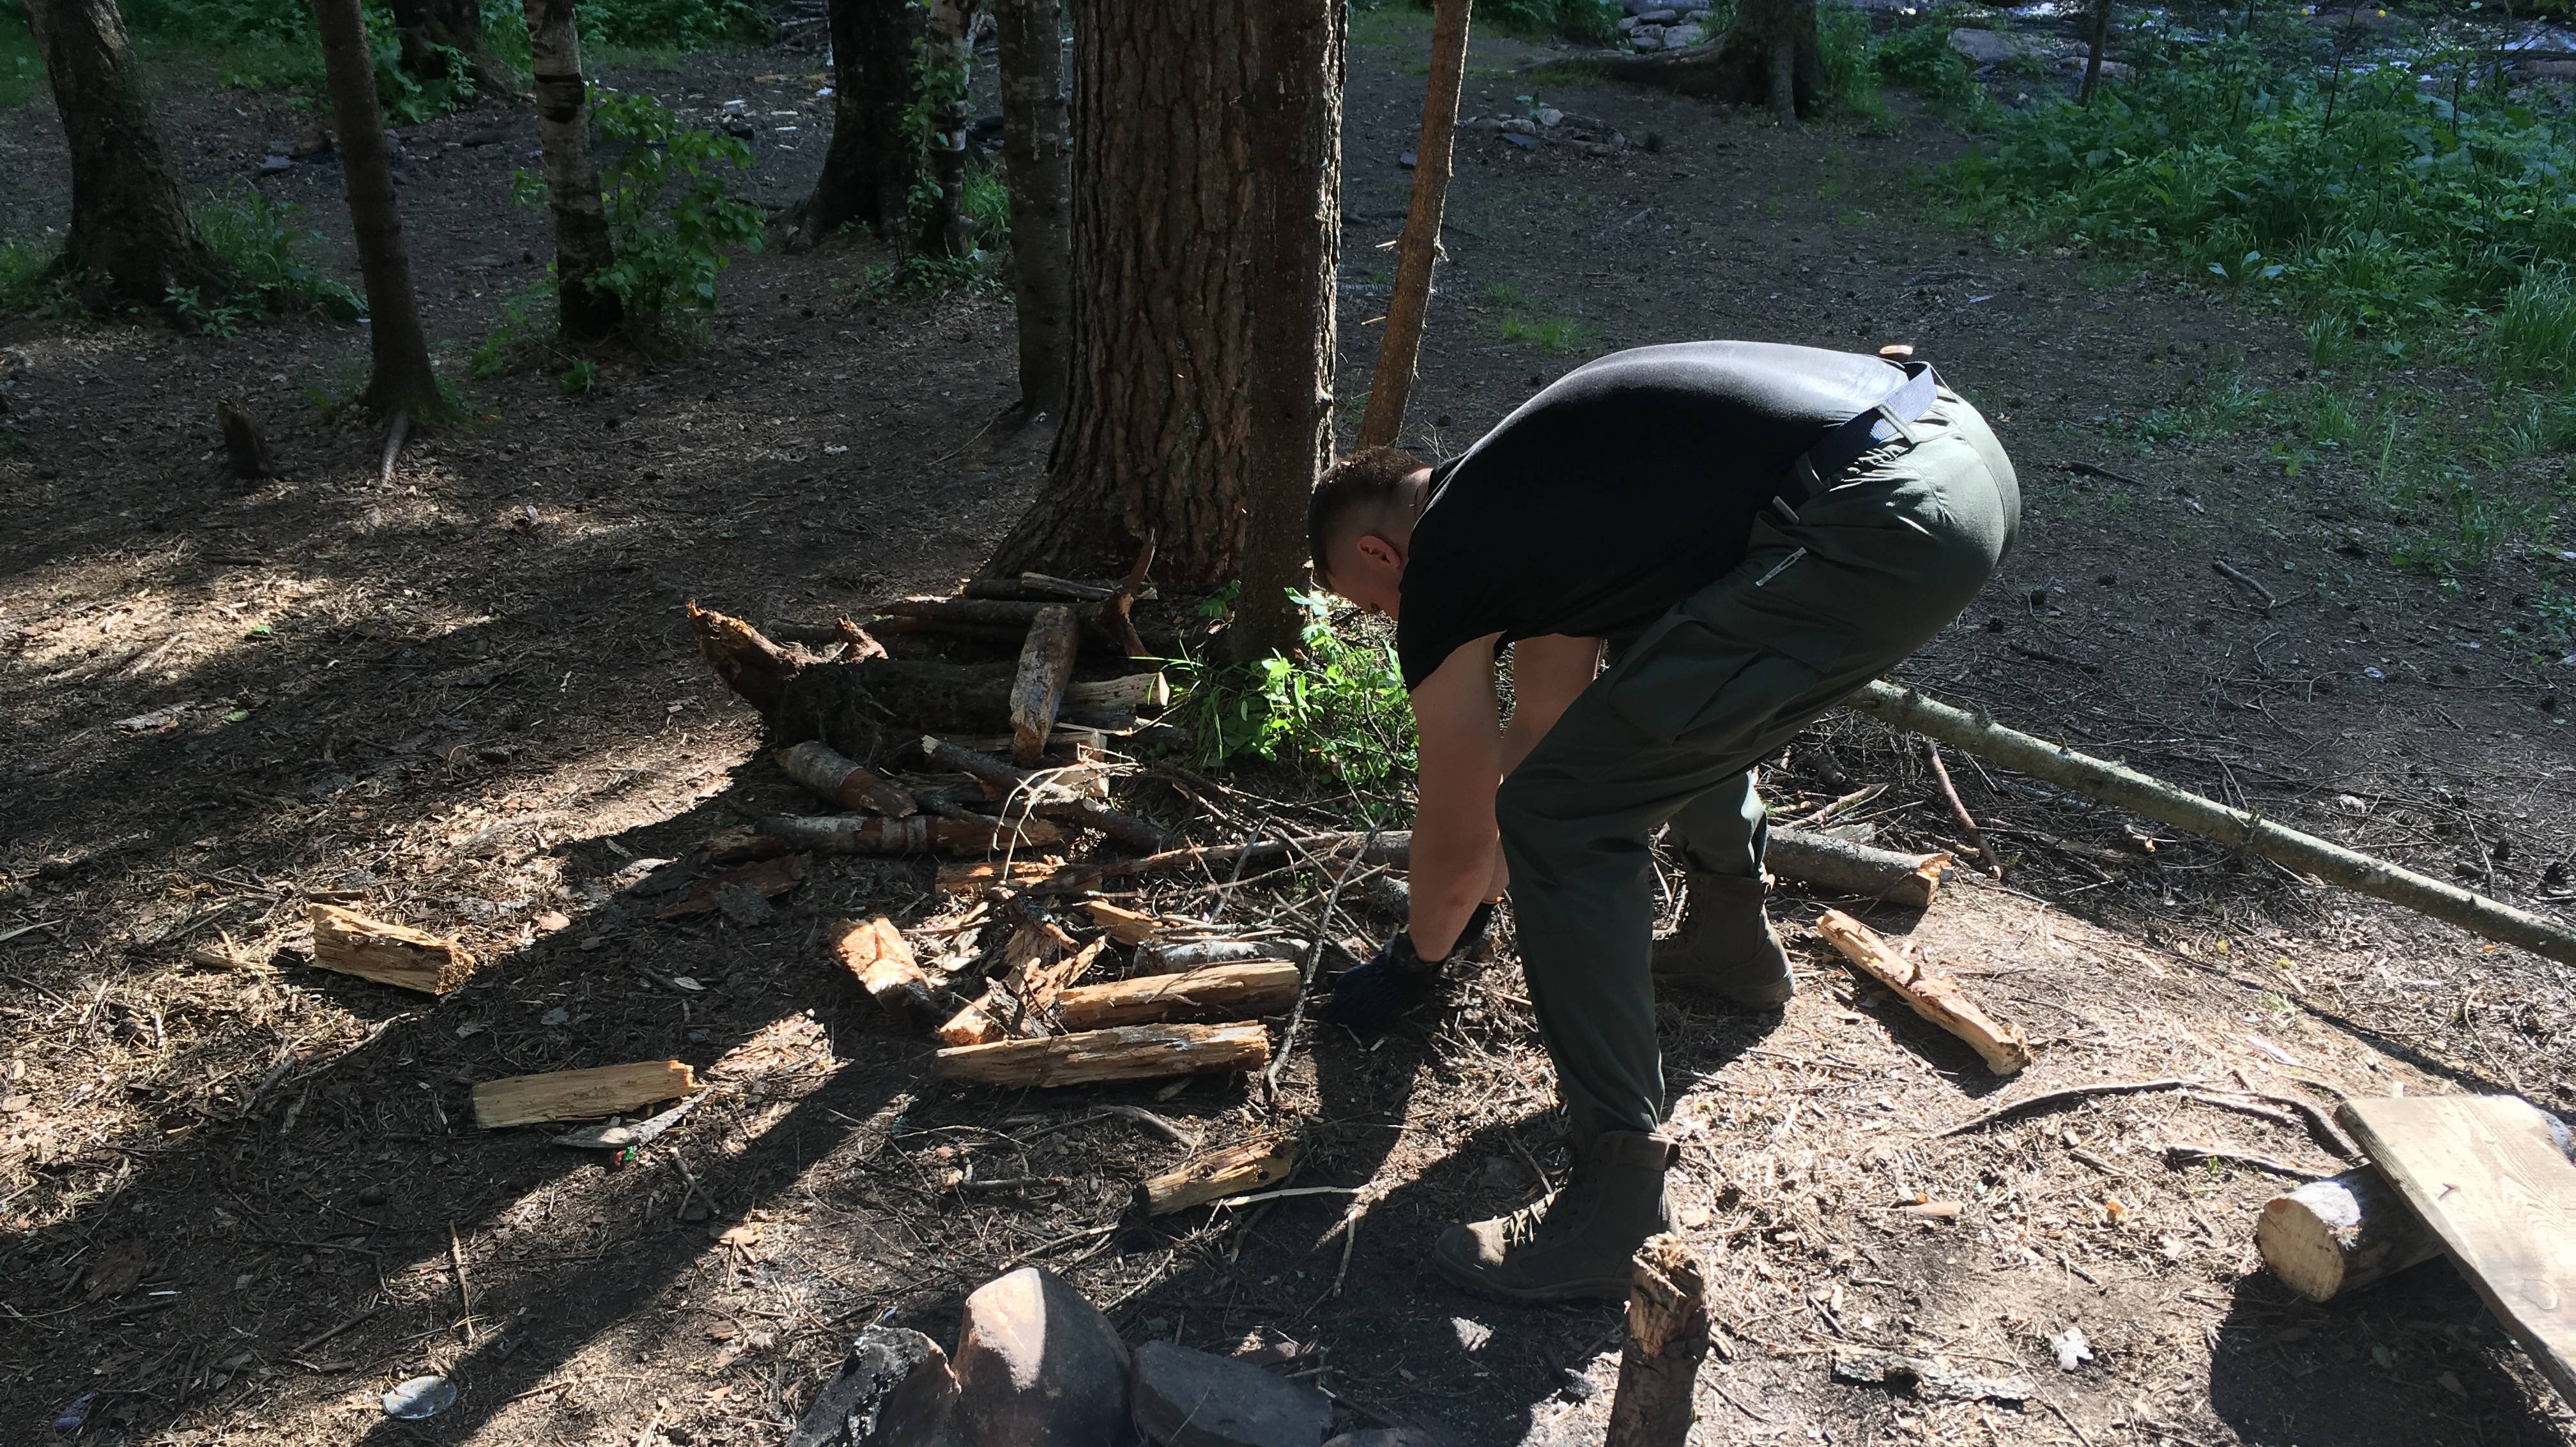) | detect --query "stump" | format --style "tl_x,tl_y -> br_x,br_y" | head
1607,1233 -> 1709,1447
